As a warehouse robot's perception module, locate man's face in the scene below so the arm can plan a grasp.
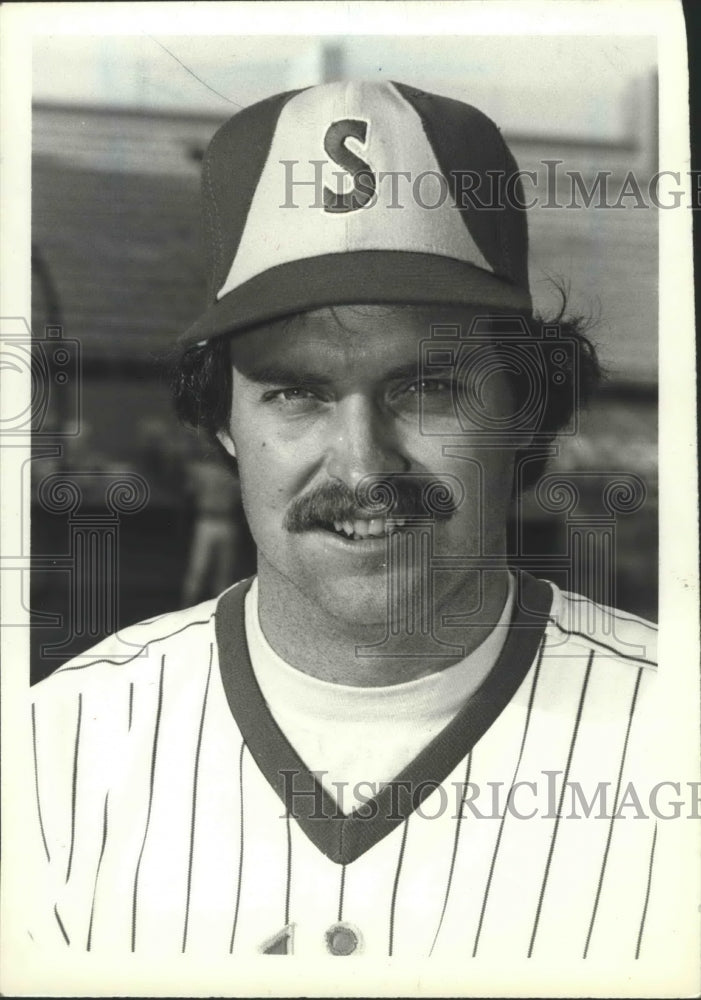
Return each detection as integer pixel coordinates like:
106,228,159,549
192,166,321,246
218,304,520,626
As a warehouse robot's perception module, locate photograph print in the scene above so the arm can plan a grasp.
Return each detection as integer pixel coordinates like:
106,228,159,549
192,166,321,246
1,3,698,997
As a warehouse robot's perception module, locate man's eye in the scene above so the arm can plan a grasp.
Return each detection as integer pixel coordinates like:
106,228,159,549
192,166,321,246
262,387,321,404
404,379,453,395
280,387,315,401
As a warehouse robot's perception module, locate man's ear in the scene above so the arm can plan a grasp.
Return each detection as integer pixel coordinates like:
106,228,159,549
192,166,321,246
216,429,237,459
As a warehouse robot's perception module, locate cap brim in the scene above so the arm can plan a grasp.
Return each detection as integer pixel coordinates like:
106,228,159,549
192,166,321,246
179,251,532,347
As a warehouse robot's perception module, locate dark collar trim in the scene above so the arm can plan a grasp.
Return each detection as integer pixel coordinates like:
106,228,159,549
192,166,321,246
215,572,553,865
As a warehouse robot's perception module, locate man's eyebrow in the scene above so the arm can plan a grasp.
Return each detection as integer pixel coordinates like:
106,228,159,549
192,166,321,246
383,362,450,381
234,363,334,387
236,361,456,385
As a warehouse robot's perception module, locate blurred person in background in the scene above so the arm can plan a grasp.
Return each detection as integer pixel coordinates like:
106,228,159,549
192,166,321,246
181,454,243,605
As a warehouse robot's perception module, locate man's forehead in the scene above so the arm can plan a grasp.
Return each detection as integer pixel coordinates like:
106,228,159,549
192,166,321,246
228,303,493,372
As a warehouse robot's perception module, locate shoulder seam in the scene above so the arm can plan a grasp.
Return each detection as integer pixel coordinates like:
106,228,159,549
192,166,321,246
560,593,658,633
54,614,215,675
547,617,657,668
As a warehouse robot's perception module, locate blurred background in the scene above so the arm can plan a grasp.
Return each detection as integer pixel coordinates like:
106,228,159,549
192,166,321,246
30,35,658,682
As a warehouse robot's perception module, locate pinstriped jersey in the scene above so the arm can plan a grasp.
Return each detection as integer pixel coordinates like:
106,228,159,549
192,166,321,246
27,572,660,959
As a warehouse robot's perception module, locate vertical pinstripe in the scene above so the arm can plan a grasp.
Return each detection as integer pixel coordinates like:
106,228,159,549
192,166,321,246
337,864,347,922
131,655,166,953
27,581,657,958
528,650,594,957
635,822,658,959
181,644,214,953
388,815,410,956
429,752,472,956
583,666,644,958
229,738,246,953
86,792,110,951
31,702,51,863
284,808,293,926
472,639,546,956
65,692,83,883
54,903,70,945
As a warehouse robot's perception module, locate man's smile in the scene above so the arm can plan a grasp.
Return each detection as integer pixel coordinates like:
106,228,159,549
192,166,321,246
330,515,407,540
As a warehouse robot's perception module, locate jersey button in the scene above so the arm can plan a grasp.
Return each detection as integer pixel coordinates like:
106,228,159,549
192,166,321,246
325,922,361,955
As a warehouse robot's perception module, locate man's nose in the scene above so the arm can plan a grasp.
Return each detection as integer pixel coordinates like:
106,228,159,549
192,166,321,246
325,395,409,487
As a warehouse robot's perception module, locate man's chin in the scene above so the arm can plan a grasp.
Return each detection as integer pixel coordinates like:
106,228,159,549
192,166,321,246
298,576,392,631
293,562,436,636
263,527,449,627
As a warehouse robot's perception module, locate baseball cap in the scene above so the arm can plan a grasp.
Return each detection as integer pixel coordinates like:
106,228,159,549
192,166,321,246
180,80,532,347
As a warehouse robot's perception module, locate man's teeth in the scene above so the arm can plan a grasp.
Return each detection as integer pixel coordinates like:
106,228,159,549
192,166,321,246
331,517,406,538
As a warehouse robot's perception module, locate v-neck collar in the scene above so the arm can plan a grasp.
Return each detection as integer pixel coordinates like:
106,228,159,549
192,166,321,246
215,571,553,865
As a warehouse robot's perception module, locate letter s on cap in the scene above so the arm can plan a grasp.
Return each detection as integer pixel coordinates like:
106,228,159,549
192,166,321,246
323,119,376,213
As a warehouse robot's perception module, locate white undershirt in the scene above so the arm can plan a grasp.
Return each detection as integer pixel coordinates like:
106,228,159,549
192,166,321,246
245,575,514,814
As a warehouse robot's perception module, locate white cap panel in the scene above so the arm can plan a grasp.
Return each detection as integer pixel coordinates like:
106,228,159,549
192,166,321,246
216,81,492,301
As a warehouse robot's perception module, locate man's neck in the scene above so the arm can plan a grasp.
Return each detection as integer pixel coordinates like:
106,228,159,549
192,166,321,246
254,562,512,687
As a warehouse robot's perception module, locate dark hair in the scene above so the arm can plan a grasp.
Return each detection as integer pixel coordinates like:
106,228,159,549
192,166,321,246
170,301,603,494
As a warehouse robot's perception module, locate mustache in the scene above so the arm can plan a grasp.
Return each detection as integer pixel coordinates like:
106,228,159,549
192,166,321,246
283,476,461,533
